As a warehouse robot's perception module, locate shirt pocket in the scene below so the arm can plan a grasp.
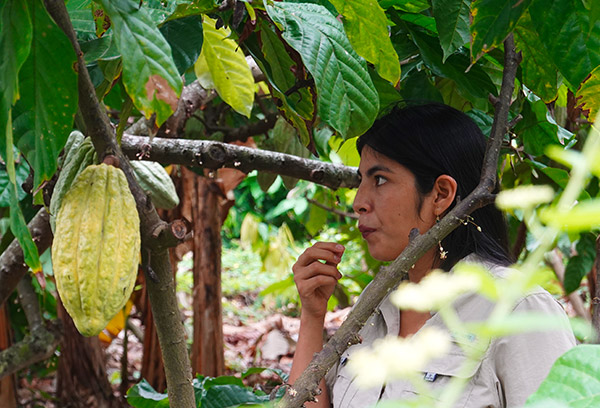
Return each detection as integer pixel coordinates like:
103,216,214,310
419,349,484,408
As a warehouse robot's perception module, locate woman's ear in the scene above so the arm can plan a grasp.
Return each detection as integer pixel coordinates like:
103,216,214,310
432,175,457,215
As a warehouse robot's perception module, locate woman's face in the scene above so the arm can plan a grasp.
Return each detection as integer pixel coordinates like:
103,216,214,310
353,146,436,262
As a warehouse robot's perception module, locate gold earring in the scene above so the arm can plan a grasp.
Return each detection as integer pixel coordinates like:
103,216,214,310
436,215,447,260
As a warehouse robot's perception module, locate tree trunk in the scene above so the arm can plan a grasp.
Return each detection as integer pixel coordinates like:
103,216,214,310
0,305,17,408
191,173,225,376
56,298,119,408
139,277,167,393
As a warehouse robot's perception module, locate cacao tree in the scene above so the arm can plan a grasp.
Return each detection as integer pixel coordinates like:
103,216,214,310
0,0,599,406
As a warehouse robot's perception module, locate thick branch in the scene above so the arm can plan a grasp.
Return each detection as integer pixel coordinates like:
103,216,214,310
121,135,359,190
277,34,520,408
0,209,52,307
0,320,62,379
44,2,194,406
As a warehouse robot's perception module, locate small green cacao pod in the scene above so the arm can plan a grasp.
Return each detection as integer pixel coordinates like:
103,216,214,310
58,130,84,168
130,160,179,209
52,164,141,337
50,137,97,233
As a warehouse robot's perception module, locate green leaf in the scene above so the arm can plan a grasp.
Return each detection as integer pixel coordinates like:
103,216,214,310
166,0,217,21
400,69,444,105
194,378,268,408
194,16,255,118
380,0,430,13
513,10,559,102
564,232,597,294
432,0,470,62
12,0,78,190
266,1,379,139
408,27,497,101
99,0,183,126
529,0,600,90
328,0,400,84
126,379,169,407
0,159,30,206
159,15,203,75
525,345,600,406
515,91,573,157
577,65,600,119
470,0,533,61
257,24,314,145
0,0,32,162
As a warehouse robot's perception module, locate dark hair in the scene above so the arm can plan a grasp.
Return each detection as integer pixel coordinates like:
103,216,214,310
356,102,512,270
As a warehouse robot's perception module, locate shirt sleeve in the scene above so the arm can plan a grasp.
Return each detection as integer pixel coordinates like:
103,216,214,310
491,291,576,407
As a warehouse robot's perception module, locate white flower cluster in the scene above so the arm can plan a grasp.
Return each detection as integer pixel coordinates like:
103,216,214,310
348,327,451,388
495,185,555,210
391,270,482,312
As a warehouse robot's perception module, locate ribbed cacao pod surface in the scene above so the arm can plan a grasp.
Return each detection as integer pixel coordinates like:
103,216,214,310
130,160,180,209
50,136,97,233
52,163,141,337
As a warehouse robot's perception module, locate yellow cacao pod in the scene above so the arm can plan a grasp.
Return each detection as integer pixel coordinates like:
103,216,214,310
52,163,141,337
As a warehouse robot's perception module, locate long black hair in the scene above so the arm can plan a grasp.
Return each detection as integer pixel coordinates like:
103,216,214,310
356,102,512,270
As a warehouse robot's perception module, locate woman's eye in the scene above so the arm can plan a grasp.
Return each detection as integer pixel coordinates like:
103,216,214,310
374,175,387,186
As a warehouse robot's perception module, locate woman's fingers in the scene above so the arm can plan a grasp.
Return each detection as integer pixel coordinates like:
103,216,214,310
295,242,345,268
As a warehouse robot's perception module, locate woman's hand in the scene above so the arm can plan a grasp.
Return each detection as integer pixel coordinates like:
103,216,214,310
293,242,345,319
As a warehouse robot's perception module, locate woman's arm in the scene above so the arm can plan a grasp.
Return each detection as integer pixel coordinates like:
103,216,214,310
289,242,345,407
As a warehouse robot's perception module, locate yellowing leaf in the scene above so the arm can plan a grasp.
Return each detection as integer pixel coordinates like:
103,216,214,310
194,17,254,117
99,299,134,344
329,0,400,85
577,66,600,119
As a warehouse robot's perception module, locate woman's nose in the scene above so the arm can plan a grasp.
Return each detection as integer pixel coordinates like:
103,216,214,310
352,186,371,214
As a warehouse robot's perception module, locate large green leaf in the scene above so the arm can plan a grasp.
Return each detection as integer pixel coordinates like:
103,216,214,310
577,65,600,119
328,0,400,85
380,0,430,13
0,1,40,274
194,16,255,118
525,345,600,406
470,0,533,61
12,0,78,190
432,0,470,62
529,0,600,90
193,376,269,408
266,1,379,139
99,0,182,126
0,0,32,163
408,27,497,101
514,10,559,102
126,379,169,407
258,23,314,145
159,15,203,75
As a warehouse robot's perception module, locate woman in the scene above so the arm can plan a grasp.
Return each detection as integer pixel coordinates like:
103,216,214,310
290,103,575,407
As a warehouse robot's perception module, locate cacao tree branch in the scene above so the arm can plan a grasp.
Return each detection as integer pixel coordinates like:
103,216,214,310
17,277,43,331
0,319,62,380
120,135,360,190
277,34,521,408
44,1,195,406
0,209,52,307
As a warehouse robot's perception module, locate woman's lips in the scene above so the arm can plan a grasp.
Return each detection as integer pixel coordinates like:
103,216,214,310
358,225,376,239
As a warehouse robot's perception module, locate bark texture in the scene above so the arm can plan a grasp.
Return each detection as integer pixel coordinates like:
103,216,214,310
0,305,17,408
56,299,119,408
121,135,359,190
191,175,225,376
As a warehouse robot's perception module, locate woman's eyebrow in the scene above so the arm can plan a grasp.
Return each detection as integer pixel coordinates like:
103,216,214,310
364,165,392,177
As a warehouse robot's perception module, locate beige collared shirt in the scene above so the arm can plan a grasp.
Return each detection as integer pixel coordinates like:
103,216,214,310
325,257,576,408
